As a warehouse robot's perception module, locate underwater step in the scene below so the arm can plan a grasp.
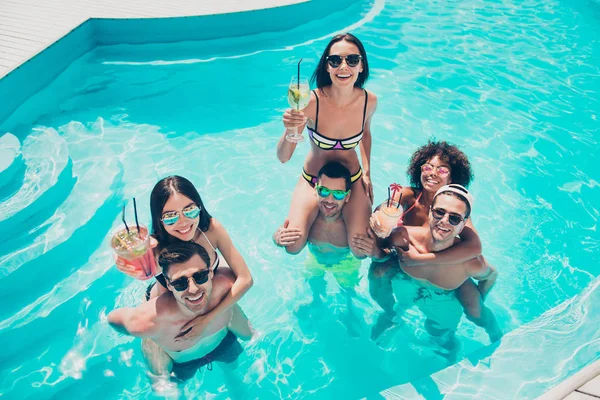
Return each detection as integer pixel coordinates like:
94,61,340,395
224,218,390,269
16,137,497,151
0,133,25,201
0,129,75,238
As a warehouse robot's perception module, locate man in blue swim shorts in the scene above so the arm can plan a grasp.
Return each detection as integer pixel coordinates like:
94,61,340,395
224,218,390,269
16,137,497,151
108,241,253,383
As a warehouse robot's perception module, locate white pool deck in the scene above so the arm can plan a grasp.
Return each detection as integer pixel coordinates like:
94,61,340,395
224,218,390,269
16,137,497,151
0,0,597,398
540,360,600,400
0,0,304,78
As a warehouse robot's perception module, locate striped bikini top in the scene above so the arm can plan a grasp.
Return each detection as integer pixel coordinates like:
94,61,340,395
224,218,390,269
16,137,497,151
307,89,368,150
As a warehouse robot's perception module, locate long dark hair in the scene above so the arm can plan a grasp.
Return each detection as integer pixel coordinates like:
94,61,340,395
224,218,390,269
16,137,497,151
150,175,212,246
407,140,474,190
311,33,370,89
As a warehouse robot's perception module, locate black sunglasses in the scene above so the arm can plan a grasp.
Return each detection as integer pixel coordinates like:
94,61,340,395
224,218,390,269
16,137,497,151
167,270,210,291
326,54,362,68
431,208,465,226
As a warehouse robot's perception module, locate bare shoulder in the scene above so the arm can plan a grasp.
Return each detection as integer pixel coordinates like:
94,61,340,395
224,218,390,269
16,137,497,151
401,186,417,202
153,293,181,323
365,89,378,114
302,89,319,122
208,217,228,238
406,225,428,242
365,89,378,104
207,273,234,311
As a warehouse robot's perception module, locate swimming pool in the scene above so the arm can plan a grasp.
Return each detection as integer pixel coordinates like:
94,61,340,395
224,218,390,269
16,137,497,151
0,0,598,398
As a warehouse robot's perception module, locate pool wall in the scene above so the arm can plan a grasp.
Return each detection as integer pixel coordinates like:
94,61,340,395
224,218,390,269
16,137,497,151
0,0,363,125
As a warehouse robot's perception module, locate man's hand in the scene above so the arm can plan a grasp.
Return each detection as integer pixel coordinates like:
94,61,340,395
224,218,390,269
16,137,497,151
396,243,425,267
175,314,209,342
273,219,302,247
362,174,374,201
352,228,384,259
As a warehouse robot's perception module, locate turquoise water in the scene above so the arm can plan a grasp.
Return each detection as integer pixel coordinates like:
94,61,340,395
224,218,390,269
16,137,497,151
0,0,599,398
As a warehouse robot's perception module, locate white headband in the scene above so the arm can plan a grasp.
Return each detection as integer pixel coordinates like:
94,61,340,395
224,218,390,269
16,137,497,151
433,184,474,210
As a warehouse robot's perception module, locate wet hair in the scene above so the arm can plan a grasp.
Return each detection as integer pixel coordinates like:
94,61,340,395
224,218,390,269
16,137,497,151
150,175,212,246
311,33,370,89
407,140,473,190
318,162,352,191
158,241,210,278
432,191,472,219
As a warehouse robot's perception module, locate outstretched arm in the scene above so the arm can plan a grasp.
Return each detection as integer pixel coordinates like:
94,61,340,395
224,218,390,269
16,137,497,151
177,220,253,341
228,304,253,341
399,219,482,266
108,303,158,338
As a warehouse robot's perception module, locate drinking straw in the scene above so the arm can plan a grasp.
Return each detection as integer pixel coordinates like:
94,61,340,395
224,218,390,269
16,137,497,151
297,58,303,110
122,205,130,234
389,183,402,207
387,186,391,208
398,192,403,209
133,197,140,234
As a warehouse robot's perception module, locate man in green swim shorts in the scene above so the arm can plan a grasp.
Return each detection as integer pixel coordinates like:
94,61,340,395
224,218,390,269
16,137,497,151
108,241,253,383
374,184,499,355
274,162,384,333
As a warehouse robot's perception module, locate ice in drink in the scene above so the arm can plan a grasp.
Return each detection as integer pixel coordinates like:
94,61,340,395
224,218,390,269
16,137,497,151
374,202,403,238
111,225,157,280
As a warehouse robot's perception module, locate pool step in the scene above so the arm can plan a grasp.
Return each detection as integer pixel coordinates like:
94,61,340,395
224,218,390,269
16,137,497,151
379,278,600,399
0,129,75,240
0,133,26,201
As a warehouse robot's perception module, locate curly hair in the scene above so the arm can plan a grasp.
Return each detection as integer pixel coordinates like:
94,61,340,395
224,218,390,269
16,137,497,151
407,140,473,190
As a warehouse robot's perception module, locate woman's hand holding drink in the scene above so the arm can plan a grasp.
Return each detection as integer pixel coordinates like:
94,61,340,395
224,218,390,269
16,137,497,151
111,225,158,280
285,75,310,143
370,201,403,238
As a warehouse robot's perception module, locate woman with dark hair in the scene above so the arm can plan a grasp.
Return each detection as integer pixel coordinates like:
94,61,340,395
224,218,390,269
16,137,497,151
276,33,377,259
117,175,253,341
369,141,501,341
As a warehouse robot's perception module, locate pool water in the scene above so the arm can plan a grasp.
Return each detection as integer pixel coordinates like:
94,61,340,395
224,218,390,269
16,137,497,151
0,0,599,398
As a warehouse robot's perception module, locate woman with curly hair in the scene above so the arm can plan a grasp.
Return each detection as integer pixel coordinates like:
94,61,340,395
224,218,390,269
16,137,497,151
369,140,501,341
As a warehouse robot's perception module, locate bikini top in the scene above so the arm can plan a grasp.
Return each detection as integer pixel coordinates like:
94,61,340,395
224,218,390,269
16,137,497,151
307,89,368,150
199,230,221,271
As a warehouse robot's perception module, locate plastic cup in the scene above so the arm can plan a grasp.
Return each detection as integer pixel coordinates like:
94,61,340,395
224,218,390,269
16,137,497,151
111,224,157,280
375,201,403,238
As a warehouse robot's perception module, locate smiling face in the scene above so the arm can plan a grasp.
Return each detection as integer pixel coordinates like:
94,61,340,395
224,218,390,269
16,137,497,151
166,254,213,314
316,175,350,219
428,194,467,245
327,40,364,87
162,192,199,241
420,155,452,193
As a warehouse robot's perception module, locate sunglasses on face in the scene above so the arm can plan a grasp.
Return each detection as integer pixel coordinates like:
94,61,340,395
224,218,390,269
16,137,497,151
316,185,349,201
421,163,450,178
167,269,210,291
431,208,465,226
326,54,362,68
161,205,201,226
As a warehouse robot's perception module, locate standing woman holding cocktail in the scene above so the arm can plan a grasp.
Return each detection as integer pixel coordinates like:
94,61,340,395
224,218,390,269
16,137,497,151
276,33,377,258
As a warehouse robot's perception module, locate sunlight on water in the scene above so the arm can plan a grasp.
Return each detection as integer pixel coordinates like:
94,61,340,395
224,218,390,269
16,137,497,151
0,0,598,398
